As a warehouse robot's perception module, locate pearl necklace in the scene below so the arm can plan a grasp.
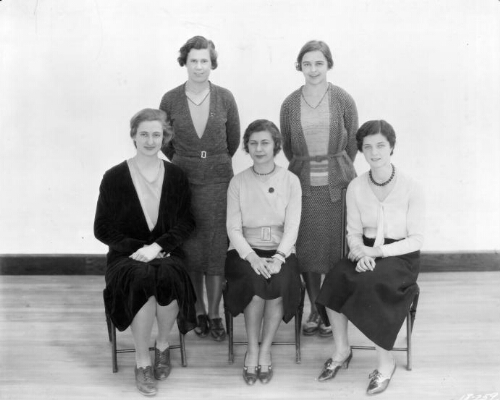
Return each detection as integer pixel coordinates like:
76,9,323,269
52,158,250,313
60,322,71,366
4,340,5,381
369,164,396,187
252,164,276,176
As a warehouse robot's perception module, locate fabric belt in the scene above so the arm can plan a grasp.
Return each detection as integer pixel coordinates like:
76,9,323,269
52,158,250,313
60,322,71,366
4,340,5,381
176,150,228,159
293,151,345,163
242,225,284,242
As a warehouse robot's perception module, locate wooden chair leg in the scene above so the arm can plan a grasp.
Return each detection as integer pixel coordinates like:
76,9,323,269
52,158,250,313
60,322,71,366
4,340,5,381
227,309,234,364
179,332,187,367
406,309,412,371
110,318,118,373
105,313,112,342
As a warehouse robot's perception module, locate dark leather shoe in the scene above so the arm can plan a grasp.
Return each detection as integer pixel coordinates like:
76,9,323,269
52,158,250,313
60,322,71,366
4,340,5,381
318,322,333,337
242,352,258,385
317,350,353,382
194,314,210,338
134,366,157,396
209,318,226,341
302,312,321,336
153,344,171,381
366,362,396,395
258,364,273,384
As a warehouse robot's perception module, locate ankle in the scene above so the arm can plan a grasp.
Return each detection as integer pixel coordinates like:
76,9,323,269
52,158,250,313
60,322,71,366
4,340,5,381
333,347,351,361
155,341,169,352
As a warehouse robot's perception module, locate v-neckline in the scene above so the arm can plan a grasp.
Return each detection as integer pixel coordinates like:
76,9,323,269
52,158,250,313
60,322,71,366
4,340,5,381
366,172,398,203
184,81,212,140
126,160,167,233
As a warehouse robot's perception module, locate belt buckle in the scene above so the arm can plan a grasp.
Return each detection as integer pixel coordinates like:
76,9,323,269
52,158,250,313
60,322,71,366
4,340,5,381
261,226,271,241
201,151,207,158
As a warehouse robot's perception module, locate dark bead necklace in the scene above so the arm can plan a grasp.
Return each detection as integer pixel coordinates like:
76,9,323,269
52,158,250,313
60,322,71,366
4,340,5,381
369,164,395,187
252,164,276,176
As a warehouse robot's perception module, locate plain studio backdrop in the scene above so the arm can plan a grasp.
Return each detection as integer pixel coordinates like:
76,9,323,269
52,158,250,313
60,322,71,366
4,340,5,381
0,0,499,255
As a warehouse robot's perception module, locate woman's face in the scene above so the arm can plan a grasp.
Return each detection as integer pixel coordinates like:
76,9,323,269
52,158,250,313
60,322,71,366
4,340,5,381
133,120,163,157
248,130,275,166
186,48,212,84
301,50,329,86
361,133,393,169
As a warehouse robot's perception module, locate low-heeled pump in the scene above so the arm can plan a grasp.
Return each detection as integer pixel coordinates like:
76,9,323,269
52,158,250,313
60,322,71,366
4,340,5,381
317,350,353,382
242,353,258,385
258,364,273,384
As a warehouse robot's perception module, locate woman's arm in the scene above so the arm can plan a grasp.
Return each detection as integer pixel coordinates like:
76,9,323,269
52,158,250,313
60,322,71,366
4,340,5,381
276,175,302,257
93,175,145,253
225,92,241,157
379,181,425,257
152,170,196,255
280,100,294,162
159,93,176,160
343,92,359,162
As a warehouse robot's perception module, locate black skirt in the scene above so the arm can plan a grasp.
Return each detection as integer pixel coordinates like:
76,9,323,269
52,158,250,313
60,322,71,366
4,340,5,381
316,238,420,350
224,249,302,323
103,256,197,333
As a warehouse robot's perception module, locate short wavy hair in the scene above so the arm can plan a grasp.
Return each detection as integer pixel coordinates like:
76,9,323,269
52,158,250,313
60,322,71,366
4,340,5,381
295,40,334,71
177,36,218,70
129,108,174,147
243,119,282,156
356,120,396,155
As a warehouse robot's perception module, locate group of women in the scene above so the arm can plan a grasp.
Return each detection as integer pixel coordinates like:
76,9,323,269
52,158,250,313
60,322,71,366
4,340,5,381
94,36,425,397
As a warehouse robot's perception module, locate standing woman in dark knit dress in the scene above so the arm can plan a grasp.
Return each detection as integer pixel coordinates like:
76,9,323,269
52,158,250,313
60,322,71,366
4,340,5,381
159,36,240,341
94,108,197,396
280,40,358,337
315,120,425,395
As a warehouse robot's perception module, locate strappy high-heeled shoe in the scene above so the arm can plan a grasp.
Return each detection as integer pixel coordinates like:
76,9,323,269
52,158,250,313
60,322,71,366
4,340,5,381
317,349,353,382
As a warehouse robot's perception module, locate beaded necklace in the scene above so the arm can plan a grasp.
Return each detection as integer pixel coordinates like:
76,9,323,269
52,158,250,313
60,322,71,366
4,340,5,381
369,164,396,187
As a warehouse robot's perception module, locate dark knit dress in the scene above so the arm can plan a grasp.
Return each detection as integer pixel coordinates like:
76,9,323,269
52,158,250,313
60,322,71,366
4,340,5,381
280,83,358,274
94,161,197,333
160,82,240,276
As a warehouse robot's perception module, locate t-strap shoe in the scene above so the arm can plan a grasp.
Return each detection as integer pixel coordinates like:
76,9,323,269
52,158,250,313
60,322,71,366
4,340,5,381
366,361,397,395
317,350,353,382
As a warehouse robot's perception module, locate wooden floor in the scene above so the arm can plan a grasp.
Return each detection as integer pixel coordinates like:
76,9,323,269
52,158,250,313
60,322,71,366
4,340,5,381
1,272,499,400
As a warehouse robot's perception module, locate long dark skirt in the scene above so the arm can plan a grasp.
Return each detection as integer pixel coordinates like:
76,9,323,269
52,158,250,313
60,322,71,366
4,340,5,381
297,186,343,274
316,241,420,350
224,249,302,323
103,256,197,333
184,182,229,276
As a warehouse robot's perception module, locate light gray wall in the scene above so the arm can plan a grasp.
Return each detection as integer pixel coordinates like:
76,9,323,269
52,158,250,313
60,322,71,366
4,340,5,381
1,0,499,254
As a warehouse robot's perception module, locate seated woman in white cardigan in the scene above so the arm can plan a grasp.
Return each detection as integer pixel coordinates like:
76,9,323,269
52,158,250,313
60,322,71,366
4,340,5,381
315,119,425,395
224,119,302,385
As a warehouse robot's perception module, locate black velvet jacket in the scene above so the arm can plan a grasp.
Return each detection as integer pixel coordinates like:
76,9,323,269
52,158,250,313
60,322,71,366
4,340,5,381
94,160,195,266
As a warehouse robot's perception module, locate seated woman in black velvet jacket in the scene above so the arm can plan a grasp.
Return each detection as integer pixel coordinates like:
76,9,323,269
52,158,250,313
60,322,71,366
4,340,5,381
94,108,197,397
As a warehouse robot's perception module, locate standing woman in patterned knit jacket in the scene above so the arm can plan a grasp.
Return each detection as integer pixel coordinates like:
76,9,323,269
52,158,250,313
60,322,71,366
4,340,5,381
159,36,240,341
280,40,358,338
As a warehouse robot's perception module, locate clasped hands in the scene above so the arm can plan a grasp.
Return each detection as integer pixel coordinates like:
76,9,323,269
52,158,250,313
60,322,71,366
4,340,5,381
246,252,283,279
129,243,163,263
348,245,382,273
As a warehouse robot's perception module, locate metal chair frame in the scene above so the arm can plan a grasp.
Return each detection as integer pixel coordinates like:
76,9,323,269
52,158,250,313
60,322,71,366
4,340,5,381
105,312,187,373
340,188,420,371
223,282,306,364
